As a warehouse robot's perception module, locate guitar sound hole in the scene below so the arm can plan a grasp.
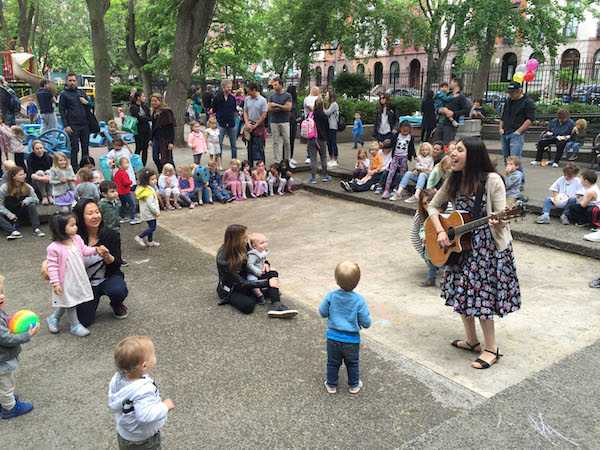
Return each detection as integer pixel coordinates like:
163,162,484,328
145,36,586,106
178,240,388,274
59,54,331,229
447,228,456,240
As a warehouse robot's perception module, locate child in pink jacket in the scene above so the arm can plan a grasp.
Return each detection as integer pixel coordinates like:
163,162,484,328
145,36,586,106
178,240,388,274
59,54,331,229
187,121,207,165
46,213,107,337
222,159,243,200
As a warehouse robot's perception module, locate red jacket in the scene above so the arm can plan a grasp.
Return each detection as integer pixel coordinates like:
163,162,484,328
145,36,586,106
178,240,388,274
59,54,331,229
114,169,132,195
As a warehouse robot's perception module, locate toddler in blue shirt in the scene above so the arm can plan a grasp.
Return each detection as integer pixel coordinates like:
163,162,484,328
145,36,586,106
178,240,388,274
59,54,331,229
319,260,371,394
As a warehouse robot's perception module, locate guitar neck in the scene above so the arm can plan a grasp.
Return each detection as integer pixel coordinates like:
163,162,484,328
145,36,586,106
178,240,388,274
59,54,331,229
453,213,498,236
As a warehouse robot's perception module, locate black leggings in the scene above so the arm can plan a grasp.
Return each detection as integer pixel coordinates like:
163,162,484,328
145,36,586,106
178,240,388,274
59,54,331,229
229,270,280,315
135,127,152,166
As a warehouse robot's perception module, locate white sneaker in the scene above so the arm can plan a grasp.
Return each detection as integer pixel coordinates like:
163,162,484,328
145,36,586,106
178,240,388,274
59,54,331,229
304,158,311,164
329,160,338,167
584,230,600,242
290,158,297,165
289,161,296,169
552,163,559,168
326,160,334,166
530,161,541,166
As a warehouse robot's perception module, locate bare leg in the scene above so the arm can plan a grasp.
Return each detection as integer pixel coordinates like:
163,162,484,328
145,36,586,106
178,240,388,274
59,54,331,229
472,318,498,368
450,315,482,351
164,193,171,208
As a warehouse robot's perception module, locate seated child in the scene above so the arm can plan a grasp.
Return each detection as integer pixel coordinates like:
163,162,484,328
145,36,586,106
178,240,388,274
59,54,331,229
566,119,587,161
382,121,415,199
246,233,270,305
353,149,370,179
208,160,233,204
74,167,100,203
78,156,104,186
109,336,174,449
98,180,121,233
356,143,382,185
564,170,600,227
239,160,256,199
26,140,53,204
278,159,294,193
505,156,523,207
1,160,16,185
158,163,182,210
0,275,40,419
177,164,200,208
223,159,243,200
267,163,285,196
392,142,434,203
193,165,214,205
114,157,141,223
469,99,486,119
252,160,269,197
417,190,443,287
319,261,371,394
536,162,584,225
426,154,452,192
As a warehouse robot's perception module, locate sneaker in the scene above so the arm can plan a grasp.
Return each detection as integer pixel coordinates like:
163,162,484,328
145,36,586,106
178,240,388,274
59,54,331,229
324,381,337,394
375,187,382,195
451,120,459,128
589,278,600,288
256,295,266,305
575,222,590,228
112,304,129,319
560,214,570,225
119,218,130,223
552,163,559,168
278,191,284,196
401,190,410,198
304,158,311,164
381,190,390,199
227,196,235,203
70,324,90,337
329,160,338,167
220,198,227,204
121,260,129,267
47,316,59,334
535,215,551,224
322,175,332,182
405,195,419,204
309,178,317,184
349,380,364,394
290,158,297,165
389,192,399,201
340,180,351,192
530,161,541,166
584,230,600,242
33,229,45,237
289,160,297,169
267,301,298,319
7,231,22,240
269,192,275,196
1,401,34,420
326,160,334,167
174,204,182,210
129,218,142,225
568,154,578,161
189,202,197,208
147,241,160,247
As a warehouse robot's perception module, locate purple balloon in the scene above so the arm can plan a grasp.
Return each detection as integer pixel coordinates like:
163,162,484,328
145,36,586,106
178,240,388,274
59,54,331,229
526,59,538,71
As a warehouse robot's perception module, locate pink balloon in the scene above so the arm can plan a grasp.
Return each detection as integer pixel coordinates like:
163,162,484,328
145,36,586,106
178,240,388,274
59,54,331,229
523,70,535,82
526,59,538,71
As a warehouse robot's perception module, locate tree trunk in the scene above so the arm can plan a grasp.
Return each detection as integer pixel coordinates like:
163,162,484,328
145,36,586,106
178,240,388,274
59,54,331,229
126,0,158,99
17,0,36,48
471,29,496,100
0,0,11,45
425,52,442,92
141,69,153,99
86,0,113,122
29,0,40,50
166,0,217,147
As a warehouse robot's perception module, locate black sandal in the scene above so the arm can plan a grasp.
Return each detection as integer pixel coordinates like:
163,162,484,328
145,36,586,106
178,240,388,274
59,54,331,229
473,348,502,369
451,340,481,353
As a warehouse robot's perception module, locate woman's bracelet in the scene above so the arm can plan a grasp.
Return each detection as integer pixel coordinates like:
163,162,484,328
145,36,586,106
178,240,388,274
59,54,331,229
437,230,446,235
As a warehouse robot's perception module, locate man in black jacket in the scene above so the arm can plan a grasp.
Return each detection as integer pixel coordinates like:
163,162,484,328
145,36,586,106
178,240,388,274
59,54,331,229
434,77,470,145
58,73,91,170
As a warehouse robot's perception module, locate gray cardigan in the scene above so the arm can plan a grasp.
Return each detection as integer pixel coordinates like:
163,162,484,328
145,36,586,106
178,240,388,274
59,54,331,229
74,182,100,203
50,168,76,197
0,182,39,217
0,309,31,362
324,102,339,130
427,172,512,252
247,248,269,277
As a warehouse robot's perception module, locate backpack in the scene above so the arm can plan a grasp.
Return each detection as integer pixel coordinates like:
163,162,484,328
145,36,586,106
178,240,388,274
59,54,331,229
337,112,347,132
300,112,317,139
1,85,21,113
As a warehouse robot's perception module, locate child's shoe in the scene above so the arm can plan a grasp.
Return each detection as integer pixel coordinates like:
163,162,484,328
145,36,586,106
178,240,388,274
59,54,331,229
374,187,382,194
1,400,34,420
174,204,182,210
227,196,235,203
322,175,332,182
256,294,266,305
286,188,294,194
209,200,215,204
220,198,227,204
389,192,399,201
324,381,337,394
278,191,284,196
381,190,390,199
560,214,570,225
70,324,90,337
405,195,419,204
47,316,60,334
134,236,146,247
451,120,459,128
119,217,130,223
189,202,197,209
147,241,160,247
166,204,175,210
309,178,317,184
349,380,363,394
535,214,550,224
129,218,141,225
269,192,275,196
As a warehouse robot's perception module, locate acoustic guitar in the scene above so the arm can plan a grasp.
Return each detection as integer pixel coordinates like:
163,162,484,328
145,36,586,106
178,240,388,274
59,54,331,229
424,202,526,267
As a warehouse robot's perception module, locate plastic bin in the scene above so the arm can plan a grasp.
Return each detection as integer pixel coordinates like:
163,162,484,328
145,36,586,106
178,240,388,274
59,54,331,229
99,155,112,181
130,154,143,173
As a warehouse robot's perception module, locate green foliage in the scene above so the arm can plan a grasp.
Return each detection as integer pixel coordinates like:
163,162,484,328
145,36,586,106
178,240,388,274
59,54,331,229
390,97,421,116
336,98,356,123
352,100,377,124
332,72,372,100
487,82,510,92
535,102,600,115
556,67,587,86
482,104,499,118
111,84,140,103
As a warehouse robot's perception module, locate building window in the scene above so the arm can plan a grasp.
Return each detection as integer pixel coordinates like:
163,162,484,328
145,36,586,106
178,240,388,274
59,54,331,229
315,67,322,86
501,53,518,82
390,62,400,84
594,50,600,79
374,62,383,86
357,64,365,75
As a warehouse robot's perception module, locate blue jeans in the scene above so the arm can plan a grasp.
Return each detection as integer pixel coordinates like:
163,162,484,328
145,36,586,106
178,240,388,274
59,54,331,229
376,131,394,143
212,187,231,201
353,134,364,148
563,197,578,218
248,126,265,167
501,133,525,185
565,141,581,154
77,274,128,327
542,197,554,215
326,339,360,388
218,124,238,159
139,219,156,242
427,260,440,282
400,171,428,190
119,193,136,219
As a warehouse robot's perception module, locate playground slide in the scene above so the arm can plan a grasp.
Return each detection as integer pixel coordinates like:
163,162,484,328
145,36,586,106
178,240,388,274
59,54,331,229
11,52,57,115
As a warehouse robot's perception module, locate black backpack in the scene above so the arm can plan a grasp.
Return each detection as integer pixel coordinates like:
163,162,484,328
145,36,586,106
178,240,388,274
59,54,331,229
1,85,21,113
337,112,347,132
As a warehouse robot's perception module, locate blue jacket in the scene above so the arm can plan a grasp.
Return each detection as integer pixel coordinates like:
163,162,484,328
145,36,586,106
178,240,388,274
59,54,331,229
209,171,223,190
353,119,363,135
212,93,237,128
58,86,89,127
546,118,576,138
319,290,371,343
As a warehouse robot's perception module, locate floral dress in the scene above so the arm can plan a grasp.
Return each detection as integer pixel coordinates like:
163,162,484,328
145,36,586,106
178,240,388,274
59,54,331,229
441,193,521,319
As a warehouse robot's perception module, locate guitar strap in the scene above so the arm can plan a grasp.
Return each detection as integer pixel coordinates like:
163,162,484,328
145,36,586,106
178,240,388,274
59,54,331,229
472,175,488,220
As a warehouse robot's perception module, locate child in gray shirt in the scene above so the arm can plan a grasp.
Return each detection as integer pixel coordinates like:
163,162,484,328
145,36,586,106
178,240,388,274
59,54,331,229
74,167,100,203
247,233,270,305
505,156,523,206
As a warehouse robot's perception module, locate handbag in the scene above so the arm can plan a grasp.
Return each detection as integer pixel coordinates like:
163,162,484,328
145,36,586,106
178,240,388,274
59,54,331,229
122,115,138,134
86,105,100,133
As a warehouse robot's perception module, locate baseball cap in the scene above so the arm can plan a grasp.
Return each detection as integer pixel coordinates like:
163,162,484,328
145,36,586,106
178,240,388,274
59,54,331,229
507,81,521,93
382,139,393,149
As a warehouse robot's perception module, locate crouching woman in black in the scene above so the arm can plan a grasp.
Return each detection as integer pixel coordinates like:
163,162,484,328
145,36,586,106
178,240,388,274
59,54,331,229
216,224,298,319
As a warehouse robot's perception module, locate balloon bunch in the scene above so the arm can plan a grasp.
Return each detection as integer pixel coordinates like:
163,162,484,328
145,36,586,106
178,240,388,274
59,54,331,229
513,59,538,83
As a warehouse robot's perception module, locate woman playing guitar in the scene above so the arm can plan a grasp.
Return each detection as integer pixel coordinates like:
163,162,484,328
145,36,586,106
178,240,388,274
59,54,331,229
427,137,521,369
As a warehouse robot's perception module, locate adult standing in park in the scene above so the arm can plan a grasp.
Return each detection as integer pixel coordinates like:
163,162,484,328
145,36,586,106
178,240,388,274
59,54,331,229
42,198,129,326
0,75,17,126
0,166,45,239
427,137,521,370
267,77,293,162
302,86,321,164
36,79,59,136
130,92,152,166
201,84,214,124
420,90,436,143
58,73,91,171
191,87,202,122
213,80,238,161
216,224,298,318
373,93,398,143
150,93,175,171
243,82,268,167
499,81,535,185
434,77,470,146
287,85,300,168
324,90,340,167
